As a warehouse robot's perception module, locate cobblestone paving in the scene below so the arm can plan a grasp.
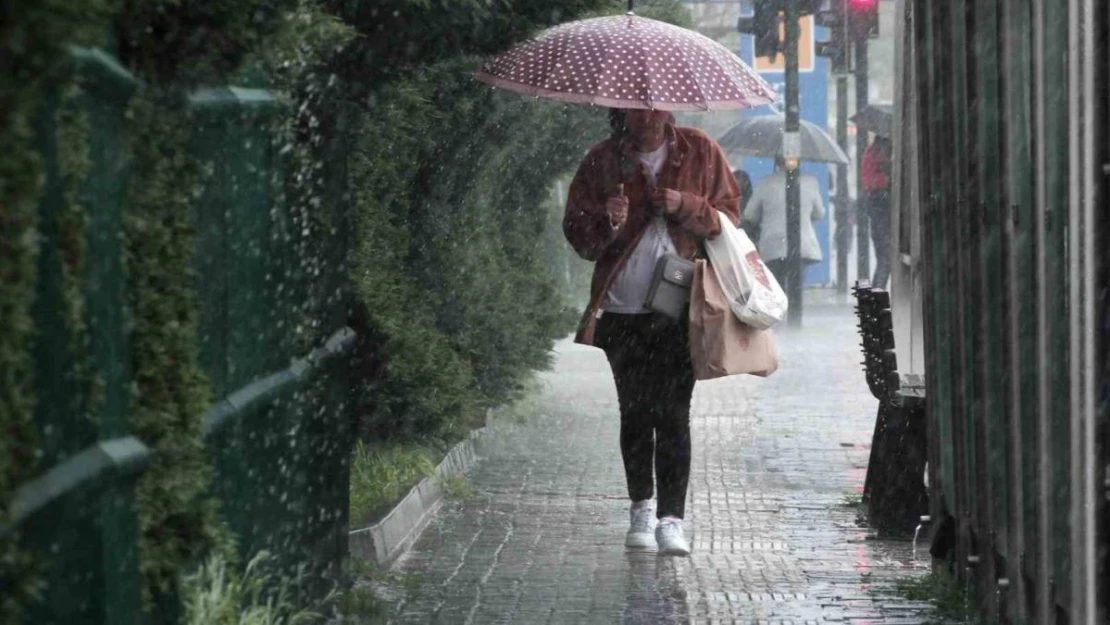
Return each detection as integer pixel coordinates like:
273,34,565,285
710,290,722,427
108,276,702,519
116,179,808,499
378,304,934,624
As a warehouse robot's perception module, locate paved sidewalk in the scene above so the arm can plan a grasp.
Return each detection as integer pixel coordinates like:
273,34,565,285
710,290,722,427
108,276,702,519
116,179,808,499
376,304,933,624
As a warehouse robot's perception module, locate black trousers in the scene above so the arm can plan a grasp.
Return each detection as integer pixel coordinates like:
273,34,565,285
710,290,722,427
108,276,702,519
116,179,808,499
595,312,696,519
865,189,892,289
765,258,817,290
765,259,788,289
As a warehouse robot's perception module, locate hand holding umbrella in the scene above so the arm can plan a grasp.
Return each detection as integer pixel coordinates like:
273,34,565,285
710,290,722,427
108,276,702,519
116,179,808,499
607,184,629,231
653,188,683,215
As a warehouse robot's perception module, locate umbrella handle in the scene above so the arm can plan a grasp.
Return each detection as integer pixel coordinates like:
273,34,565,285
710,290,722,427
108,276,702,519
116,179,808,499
617,183,625,197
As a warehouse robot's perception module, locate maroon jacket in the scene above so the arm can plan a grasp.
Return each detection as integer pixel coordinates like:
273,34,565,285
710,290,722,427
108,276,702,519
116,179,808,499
563,124,741,345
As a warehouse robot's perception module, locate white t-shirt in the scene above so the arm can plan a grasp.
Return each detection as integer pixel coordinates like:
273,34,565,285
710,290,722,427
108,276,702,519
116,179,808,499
603,144,675,314
638,143,668,181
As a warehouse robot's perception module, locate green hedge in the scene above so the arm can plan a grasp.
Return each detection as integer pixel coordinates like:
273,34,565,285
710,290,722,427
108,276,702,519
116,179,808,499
1,3,118,618
1,0,319,615
1,0,690,618
340,1,689,443
122,92,229,602
345,59,606,441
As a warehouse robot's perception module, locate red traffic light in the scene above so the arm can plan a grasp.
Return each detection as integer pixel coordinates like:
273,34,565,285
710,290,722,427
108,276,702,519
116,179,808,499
847,0,879,39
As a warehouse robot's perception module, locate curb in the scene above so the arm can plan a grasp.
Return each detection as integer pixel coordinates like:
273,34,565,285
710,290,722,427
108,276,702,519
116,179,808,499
348,425,490,568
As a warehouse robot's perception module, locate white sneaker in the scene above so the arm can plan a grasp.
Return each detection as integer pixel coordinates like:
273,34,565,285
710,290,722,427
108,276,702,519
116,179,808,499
625,500,657,549
655,517,690,556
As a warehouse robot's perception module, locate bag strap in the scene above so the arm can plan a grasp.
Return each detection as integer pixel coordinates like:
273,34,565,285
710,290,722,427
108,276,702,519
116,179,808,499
651,213,675,255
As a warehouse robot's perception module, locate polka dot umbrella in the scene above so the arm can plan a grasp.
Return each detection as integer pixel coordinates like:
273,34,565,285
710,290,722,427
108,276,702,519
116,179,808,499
474,13,778,111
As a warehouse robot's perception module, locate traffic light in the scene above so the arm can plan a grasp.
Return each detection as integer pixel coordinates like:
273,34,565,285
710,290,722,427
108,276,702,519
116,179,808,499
847,0,879,39
815,0,849,73
738,1,842,63
797,0,826,13
737,0,783,61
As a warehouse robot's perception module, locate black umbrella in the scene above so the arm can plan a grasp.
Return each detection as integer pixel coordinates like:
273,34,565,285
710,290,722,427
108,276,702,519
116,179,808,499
851,104,893,137
718,114,849,164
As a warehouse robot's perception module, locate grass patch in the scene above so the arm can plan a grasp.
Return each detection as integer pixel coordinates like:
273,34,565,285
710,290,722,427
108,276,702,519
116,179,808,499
344,557,419,590
181,552,325,625
335,586,387,625
371,571,422,592
349,441,437,523
894,571,976,623
344,556,377,580
439,475,485,502
341,557,422,616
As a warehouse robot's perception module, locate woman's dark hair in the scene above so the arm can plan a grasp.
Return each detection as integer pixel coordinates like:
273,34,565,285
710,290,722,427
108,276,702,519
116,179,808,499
609,108,627,140
608,108,677,141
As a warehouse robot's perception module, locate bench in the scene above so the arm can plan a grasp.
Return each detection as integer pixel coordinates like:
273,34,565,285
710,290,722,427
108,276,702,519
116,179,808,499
852,282,929,538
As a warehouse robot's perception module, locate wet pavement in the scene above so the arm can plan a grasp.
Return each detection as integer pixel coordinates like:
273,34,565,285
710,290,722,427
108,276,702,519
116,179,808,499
373,303,934,624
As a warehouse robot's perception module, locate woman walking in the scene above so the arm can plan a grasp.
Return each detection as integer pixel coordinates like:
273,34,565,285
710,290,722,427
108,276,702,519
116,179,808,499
563,109,740,555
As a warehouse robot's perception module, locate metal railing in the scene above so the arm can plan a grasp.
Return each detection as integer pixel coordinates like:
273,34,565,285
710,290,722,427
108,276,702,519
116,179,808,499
4,45,357,624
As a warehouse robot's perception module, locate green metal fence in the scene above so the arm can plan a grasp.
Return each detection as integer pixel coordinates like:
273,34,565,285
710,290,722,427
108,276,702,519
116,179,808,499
2,45,356,624
903,0,1106,622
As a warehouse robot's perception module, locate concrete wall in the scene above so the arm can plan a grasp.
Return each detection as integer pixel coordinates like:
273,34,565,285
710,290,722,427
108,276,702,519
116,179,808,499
889,0,925,374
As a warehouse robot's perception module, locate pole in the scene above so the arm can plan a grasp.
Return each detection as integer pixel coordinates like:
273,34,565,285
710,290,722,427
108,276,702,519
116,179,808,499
784,0,803,327
836,74,850,295
854,34,870,284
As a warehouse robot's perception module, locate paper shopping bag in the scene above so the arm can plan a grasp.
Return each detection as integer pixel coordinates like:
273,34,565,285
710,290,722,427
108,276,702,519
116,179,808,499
688,259,779,381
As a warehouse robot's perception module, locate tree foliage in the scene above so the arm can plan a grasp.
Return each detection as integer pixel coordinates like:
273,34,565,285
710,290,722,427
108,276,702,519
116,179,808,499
332,0,689,442
344,59,607,440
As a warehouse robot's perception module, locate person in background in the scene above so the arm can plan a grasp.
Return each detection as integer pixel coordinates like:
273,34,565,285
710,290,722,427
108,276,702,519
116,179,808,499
861,134,892,288
742,156,826,288
563,108,740,556
732,169,758,242
732,169,753,212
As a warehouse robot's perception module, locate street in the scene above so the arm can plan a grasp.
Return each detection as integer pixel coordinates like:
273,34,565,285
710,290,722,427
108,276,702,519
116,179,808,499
376,303,934,624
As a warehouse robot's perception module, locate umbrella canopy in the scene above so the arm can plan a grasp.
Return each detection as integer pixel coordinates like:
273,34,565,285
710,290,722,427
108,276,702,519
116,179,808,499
474,14,777,111
850,104,893,137
718,115,850,164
